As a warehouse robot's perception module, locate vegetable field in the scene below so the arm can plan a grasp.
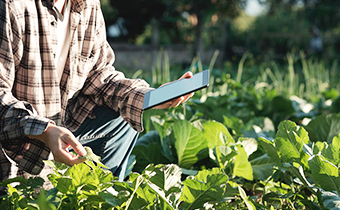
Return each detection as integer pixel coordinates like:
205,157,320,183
1,54,340,209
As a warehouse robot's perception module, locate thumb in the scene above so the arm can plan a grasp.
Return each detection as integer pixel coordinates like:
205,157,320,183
179,71,193,79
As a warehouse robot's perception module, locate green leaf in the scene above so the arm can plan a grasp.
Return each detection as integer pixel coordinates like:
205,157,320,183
124,155,136,179
78,146,101,163
309,155,340,194
64,162,95,190
35,190,55,210
47,174,60,187
45,188,62,209
99,191,121,206
151,116,173,159
321,191,340,210
143,164,182,209
313,141,325,155
56,177,74,194
130,183,155,209
267,96,295,118
151,116,172,140
321,134,340,166
43,160,58,169
223,115,243,135
180,168,229,209
244,117,276,140
233,144,253,181
181,168,199,176
250,154,276,181
5,185,28,209
43,160,69,171
203,121,234,149
26,177,44,189
111,181,135,205
125,174,147,210
212,145,237,169
275,121,309,167
132,143,171,173
85,161,113,186
258,137,281,166
287,165,312,187
145,180,178,209
0,177,27,187
173,120,208,168
135,130,160,148
238,137,258,157
305,114,340,143
238,185,255,210
224,181,239,198
133,130,173,173
144,164,182,196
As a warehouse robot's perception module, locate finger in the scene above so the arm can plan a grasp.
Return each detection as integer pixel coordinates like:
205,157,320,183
182,92,194,103
61,140,86,165
179,71,193,80
63,135,87,157
54,149,86,166
52,140,85,165
171,96,184,107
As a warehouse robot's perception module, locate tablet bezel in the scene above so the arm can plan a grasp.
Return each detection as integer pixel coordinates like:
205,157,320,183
142,69,210,110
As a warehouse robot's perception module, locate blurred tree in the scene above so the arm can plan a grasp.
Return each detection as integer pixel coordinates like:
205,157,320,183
108,0,166,43
246,8,310,59
105,0,246,59
254,0,340,60
171,0,246,60
258,0,340,30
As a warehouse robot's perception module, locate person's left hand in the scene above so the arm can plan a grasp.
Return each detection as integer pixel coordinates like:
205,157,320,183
153,71,195,109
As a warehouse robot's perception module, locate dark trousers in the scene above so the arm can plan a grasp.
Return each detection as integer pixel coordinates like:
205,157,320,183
73,106,139,181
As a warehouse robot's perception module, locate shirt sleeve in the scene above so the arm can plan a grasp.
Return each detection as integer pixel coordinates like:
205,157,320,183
0,1,52,141
73,1,153,132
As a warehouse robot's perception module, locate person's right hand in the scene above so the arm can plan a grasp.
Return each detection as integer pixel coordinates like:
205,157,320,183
27,123,87,166
153,71,194,109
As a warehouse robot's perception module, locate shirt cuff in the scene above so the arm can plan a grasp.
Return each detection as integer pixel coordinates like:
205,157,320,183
123,87,154,132
23,115,54,136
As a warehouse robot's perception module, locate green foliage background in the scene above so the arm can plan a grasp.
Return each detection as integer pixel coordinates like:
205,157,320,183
2,0,340,209
101,0,340,63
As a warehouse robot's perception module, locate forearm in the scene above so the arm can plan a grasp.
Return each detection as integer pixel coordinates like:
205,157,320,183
79,65,152,131
78,22,152,131
0,90,53,140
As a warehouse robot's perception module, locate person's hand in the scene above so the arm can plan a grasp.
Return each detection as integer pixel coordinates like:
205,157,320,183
27,123,87,166
153,71,195,109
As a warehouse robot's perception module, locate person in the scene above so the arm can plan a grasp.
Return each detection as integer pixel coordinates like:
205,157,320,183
0,0,193,190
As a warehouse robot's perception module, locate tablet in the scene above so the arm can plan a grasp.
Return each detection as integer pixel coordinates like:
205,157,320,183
143,69,210,110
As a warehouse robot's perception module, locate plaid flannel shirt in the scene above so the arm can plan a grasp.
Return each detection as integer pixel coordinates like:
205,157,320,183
0,0,152,184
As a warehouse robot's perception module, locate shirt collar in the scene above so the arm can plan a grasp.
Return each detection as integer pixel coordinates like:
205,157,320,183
53,0,67,21
43,0,84,16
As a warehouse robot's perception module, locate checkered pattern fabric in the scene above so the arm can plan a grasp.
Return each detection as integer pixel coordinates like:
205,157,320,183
0,0,152,184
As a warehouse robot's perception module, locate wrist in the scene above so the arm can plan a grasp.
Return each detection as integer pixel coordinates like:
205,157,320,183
26,122,54,143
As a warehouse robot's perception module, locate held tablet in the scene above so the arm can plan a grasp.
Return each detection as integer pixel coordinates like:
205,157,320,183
143,69,210,110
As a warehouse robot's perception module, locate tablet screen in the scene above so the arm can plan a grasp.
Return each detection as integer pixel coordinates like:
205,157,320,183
143,69,209,110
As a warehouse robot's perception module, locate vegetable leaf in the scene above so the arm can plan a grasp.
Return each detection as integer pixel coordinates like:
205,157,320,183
321,191,340,210
173,120,208,168
309,155,340,194
78,146,101,163
180,168,229,209
233,144,253,181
